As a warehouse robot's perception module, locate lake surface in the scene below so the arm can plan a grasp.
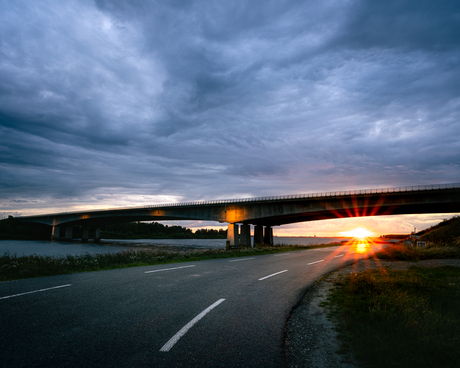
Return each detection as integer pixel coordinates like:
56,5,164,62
0,237,350,257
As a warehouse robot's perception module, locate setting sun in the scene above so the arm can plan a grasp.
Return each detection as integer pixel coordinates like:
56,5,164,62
341,227,374,239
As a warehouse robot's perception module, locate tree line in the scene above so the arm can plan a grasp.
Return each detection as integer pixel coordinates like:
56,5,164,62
100,222,227,239
0,219,227,240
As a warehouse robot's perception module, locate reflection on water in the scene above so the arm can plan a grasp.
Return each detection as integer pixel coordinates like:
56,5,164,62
107,238,225,250
274,237,349,246
0,237,350,257
356,242,368,253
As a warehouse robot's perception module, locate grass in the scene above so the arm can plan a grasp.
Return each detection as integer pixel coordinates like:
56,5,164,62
375,244,460,261
0,243,341,281
327,266,460,368
420,216,460,245
324,244,460,368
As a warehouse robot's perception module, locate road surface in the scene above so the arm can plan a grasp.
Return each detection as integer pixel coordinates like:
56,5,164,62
0,243,387,367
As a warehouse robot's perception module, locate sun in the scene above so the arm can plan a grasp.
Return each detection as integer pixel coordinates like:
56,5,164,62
341,227,374,239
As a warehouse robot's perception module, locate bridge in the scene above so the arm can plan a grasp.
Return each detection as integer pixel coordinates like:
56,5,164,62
13,183,460,248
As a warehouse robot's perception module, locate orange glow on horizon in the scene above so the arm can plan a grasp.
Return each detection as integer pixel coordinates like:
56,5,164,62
340,227,374,239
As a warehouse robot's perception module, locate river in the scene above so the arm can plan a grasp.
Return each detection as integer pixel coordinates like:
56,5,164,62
0,237,350,257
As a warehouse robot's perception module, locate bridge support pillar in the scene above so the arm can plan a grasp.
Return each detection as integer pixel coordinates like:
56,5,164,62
240,224,251,248
264,226,273,246
253,225,263,247
51,226,60,240
65,226,73,240
226,224,239,249
94,228,101,243
82,227,89,243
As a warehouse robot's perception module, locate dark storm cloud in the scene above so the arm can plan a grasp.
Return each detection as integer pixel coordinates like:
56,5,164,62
1,0,460,216
334,0,460,52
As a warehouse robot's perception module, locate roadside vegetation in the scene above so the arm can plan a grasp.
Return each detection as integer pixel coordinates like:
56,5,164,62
0,243,342,282
327,266,460,368
419,215,460,246
325,215,460,368
376,243,460,260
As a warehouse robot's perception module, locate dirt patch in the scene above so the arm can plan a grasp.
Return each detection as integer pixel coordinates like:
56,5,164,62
284,258,460,368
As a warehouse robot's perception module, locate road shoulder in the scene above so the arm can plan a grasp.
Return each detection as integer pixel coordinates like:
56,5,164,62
284,274,359,368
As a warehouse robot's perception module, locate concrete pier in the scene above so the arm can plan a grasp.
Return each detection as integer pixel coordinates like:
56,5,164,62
226,223,239,249
264,226,273,246
82,227,89,243
51,226,60,240
253,225,263,247
240,224,251,248
65,226,73,240
95,228,101,243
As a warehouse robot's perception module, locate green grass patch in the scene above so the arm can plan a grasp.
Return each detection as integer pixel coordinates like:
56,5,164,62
0,243,340,281
420,215,460,246
327,266,460,368
375,244,460,261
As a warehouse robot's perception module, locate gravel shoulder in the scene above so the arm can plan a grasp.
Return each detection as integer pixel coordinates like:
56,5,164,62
284,258,460,368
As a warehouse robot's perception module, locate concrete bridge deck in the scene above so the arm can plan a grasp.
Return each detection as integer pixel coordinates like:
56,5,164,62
13,183,460,247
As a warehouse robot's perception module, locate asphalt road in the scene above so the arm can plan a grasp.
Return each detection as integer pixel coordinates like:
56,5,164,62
0,243,387,367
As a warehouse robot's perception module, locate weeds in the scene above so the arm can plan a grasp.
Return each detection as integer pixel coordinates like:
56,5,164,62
375,244,460,261
328,267,460,368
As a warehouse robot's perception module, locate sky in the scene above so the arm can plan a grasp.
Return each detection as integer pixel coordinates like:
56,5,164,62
1,0,459,236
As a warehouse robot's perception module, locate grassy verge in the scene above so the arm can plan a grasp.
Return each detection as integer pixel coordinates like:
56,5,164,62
325,246,460,368
0,243,341,281
375,244,460,261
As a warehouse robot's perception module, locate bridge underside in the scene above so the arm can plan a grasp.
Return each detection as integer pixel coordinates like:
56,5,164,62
248,201,460,226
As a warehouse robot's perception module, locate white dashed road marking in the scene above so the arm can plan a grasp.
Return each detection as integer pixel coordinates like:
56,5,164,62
160,298,226,352
145,265,195,274
258,270,288,281
307,260,324,265
0,284,72,300
229,258,255,262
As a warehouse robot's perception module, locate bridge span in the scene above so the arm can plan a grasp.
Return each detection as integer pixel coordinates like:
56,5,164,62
13,183,460,248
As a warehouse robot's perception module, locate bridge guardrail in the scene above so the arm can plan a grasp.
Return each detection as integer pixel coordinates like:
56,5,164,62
136,183,460,208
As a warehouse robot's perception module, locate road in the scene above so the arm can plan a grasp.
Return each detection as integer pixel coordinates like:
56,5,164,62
0,243,387,367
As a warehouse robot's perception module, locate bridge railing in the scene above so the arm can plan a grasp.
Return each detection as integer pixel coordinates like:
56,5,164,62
139,183,460,208
16,183,460,218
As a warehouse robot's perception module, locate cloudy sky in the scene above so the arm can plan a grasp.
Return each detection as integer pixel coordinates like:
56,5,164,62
1,0,459,236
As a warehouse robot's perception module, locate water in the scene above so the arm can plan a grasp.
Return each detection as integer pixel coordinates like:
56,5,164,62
274,237,350,246
0,237,350,257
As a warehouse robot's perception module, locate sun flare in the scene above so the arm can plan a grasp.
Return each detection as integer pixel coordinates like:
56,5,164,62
341,227,374,239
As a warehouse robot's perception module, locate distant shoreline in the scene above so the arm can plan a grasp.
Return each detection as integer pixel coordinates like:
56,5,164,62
274,236,351,238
